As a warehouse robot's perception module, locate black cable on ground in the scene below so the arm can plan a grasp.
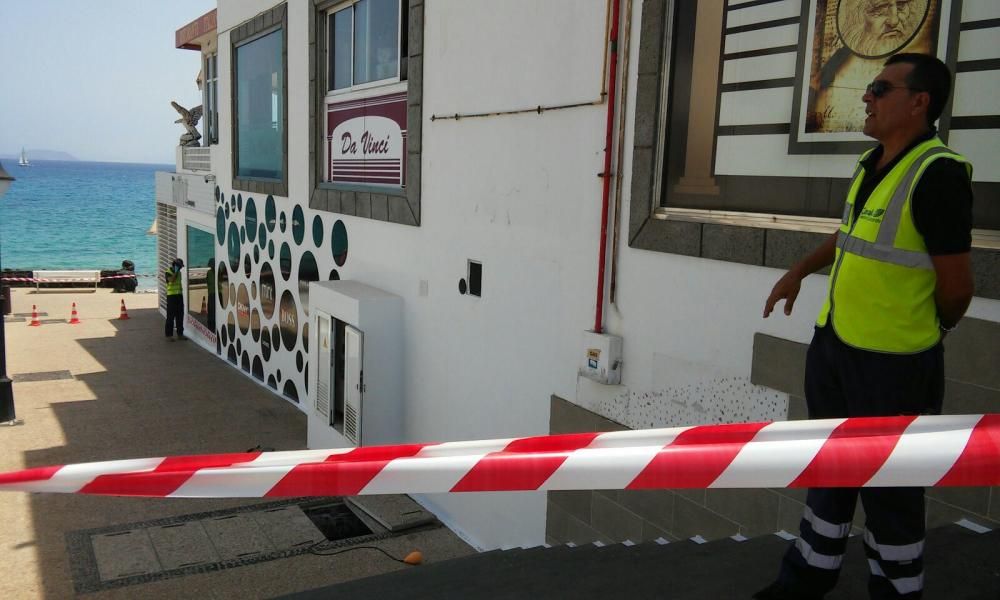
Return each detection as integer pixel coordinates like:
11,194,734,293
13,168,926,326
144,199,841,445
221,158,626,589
308,542,408,564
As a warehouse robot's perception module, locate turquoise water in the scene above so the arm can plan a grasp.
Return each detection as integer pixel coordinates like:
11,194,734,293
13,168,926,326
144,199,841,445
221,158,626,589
0,159,165,288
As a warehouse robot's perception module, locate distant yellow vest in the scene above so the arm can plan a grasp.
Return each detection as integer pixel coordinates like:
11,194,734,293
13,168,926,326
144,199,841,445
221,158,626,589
816,138,972,354
165,269,183,296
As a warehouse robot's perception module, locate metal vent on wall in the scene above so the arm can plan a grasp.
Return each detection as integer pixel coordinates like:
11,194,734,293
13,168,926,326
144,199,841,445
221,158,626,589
344,404,358,444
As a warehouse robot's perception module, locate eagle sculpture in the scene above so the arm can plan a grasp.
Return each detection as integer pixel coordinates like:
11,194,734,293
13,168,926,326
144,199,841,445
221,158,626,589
171,101,204,147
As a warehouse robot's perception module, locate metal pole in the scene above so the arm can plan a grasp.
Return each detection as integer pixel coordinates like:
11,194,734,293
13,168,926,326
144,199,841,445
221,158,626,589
0,161,16,423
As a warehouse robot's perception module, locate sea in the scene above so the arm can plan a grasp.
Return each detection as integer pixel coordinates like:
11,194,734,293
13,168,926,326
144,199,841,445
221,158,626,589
0,159,167,290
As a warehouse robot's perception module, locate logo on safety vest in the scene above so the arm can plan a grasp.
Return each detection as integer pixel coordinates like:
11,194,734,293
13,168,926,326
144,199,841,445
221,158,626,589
859,207,885,223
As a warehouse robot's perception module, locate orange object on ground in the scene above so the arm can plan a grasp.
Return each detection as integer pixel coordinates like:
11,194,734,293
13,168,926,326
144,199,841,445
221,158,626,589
68,302,81,325
28,305,41,327
118,299,130,320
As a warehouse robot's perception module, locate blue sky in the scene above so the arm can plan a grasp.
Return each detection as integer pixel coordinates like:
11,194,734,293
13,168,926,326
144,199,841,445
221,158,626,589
0,0,216,164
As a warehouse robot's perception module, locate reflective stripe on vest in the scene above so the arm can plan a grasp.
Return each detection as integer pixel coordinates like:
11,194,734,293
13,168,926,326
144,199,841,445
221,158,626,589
166,270,182,296
816,139,972,354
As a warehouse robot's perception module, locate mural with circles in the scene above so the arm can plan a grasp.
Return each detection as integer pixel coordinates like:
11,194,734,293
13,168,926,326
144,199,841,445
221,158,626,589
214,187,349,405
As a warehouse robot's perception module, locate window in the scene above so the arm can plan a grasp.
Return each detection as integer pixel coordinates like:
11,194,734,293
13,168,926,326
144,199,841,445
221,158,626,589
186,226,216,332
328,0,404,93
231,4,287,196
204,53,219,145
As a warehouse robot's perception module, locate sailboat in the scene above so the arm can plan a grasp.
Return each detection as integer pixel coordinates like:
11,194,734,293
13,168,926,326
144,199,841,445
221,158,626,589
18,148,30,167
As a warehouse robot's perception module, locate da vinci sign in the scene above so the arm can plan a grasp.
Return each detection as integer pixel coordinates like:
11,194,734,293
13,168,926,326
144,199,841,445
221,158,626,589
327,91,407,186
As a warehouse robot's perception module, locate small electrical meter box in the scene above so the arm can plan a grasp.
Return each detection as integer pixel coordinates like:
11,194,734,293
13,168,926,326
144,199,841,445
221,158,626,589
579,331,623,385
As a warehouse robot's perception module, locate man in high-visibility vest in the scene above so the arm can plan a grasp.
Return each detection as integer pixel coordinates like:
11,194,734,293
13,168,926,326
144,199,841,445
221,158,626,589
165,258,186,340
757,53,974,599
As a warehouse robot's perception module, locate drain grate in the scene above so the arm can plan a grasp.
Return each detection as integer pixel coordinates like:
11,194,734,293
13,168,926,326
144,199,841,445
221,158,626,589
65,498,406,594
12,370,74,383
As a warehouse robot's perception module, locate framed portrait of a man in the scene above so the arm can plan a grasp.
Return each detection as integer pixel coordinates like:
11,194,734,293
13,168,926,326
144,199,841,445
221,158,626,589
788,0,962,154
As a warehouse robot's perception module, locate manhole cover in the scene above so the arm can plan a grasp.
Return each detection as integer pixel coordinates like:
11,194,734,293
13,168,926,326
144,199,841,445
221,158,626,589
302,501,373,542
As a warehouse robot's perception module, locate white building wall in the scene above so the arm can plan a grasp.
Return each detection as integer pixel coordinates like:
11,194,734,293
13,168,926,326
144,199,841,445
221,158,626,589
209,0,1000,550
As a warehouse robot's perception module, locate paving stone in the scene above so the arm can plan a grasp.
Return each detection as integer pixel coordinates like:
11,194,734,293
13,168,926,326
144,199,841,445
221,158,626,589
250,505,325,548
346,495,435,532
201,514,276,561
91,529,161,581
147,521,220,570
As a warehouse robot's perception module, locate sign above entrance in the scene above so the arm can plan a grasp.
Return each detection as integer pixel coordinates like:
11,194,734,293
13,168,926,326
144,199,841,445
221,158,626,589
327,92,407,187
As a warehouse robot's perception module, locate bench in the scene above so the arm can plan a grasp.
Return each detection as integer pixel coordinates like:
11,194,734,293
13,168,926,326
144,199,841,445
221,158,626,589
32,270,101,292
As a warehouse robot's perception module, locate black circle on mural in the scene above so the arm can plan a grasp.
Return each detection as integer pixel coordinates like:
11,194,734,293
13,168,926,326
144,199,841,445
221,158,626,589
243,254,252,278
240,227,246,245
220,321,229,345
259,263,276,319
283,381,299,403
296,350,303,372
459,279,467,294
265,196,276,232
253,245,260,264
267,375,277,390
237,193,243,212
227,222,240,272
225,203,231,218
252,356,264,381
302,322,309,353
279,212,287,233
227,345,238,365
331,220,348,266
218,263,230,309
241,351,250,373
261,327,272,361
258,224,267,249
251,281,257,300
216,207,226,245
298,251,319,317
216,337,222,356
276,369,282,382
237,284,250,334
304,365,308,395
278,290,298,351
312,215,324,247
279,243,293,281
237,339,242,356
292,205,305,245
329,269,340,281
215,185,221,201
268,240,275,260
251,308,261,342
227,312,236,340
272,324,281,351
245,198,257,242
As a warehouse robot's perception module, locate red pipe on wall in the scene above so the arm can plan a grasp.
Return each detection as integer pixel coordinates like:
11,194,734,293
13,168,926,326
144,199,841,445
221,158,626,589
594,0,622,334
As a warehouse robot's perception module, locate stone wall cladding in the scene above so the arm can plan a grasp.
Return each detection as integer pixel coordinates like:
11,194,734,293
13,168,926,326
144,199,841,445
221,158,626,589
309,0,422,226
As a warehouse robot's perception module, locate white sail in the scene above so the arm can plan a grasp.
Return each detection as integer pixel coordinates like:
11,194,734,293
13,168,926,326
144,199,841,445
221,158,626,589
18,148,30,167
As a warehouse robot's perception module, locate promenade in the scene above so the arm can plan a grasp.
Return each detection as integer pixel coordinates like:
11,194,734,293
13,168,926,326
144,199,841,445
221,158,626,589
0,288,471,599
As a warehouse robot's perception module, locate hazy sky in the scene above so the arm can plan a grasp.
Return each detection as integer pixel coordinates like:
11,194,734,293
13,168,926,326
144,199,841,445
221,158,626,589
0,0,217,165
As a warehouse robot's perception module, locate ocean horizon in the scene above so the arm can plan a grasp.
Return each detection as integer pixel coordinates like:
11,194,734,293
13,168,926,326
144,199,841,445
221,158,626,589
0,159,168,288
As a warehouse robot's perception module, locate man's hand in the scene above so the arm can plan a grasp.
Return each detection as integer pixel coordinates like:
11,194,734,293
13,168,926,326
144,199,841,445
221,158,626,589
763,269,803,318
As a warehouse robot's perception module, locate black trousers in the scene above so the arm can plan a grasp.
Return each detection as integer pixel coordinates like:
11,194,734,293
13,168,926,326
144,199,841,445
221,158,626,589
776,325,943,599
165,294,185,337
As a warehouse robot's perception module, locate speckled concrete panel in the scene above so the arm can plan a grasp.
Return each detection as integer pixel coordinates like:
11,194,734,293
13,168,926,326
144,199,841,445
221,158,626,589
248,506,325,550
147,522,220,570
91,529,161,581
201,514,277,561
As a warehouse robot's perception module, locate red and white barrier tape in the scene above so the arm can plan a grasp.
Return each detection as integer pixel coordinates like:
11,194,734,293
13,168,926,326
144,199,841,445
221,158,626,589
0,415,996,498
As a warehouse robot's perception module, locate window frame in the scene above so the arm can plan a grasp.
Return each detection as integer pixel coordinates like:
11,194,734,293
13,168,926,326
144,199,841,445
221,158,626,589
629,0,1000,295
309,0,423,227
203,52,219,146
326,0,404,96
230,4,288,197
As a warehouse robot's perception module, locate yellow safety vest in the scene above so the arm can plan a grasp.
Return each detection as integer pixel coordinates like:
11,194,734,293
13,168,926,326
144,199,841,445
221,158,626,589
816,138,972,354
165,268,183,296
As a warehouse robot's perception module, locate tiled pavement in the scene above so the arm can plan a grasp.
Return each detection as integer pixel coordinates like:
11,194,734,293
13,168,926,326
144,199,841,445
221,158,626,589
0,288,473,599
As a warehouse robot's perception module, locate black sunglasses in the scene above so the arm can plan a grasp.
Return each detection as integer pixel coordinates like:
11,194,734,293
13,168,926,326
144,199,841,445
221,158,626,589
866,80,923,98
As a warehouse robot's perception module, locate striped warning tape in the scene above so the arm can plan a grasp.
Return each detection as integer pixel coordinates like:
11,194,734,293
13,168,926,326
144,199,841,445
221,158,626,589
0,415,995,498
1,274,153,283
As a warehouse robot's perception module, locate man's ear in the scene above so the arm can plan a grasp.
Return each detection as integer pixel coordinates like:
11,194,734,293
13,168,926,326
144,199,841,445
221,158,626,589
912,90,931,118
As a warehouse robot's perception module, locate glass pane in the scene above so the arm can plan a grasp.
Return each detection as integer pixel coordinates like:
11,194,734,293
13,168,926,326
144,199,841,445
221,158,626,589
354,0,398,85
330,9,352,91
236,29,283,180
186,226,216,331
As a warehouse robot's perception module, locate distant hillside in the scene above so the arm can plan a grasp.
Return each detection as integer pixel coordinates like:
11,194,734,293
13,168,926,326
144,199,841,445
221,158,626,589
0,149,79,161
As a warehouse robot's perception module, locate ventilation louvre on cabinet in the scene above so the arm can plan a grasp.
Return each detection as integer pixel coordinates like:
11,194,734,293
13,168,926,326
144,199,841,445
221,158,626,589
345,404,359,444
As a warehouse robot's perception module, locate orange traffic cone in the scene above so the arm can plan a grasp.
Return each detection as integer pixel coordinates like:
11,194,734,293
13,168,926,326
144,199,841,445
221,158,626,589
118,299,131,320
28,305,41,327
68,302,81,325
200,296,208,315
